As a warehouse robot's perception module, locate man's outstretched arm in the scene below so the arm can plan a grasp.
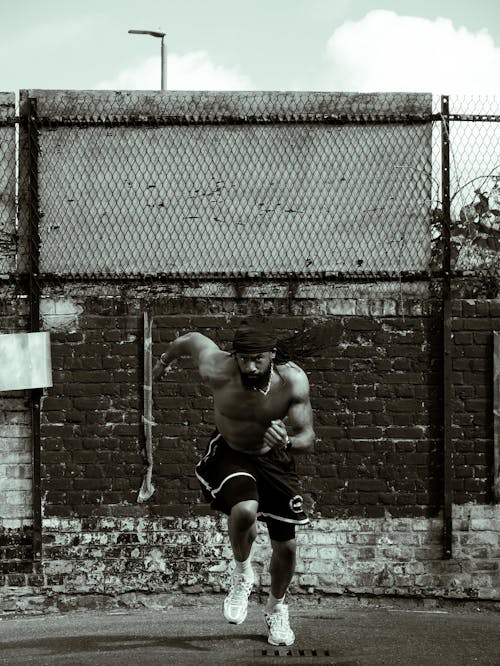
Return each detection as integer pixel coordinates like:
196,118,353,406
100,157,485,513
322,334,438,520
152,332,221,381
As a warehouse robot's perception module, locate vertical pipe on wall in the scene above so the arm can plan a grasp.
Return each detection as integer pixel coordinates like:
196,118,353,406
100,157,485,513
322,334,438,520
27,97,42,563
441,95,453,558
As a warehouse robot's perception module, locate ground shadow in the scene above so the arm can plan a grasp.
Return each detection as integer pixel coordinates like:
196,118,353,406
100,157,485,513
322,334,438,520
1,632,265,656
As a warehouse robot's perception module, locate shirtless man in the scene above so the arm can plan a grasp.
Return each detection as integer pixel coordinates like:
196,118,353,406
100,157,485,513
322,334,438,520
153,321,315,646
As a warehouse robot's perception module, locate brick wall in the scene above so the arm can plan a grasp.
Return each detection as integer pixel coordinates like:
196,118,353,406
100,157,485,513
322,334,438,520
2,504,499,613
0,393,34,584
451,298,499,503
3,282,499,610
0,395,32,522
1,280,499,605
38,286,443,520
0,295,34,584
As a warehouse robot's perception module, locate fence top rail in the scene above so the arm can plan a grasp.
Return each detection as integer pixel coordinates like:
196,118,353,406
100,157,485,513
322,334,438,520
27,113,438,128
17,91,500,125
19,89,432,120
447,113,500,122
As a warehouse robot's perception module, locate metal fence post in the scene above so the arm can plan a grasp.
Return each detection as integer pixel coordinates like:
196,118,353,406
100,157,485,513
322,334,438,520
441,95,453,559
27,97,43,564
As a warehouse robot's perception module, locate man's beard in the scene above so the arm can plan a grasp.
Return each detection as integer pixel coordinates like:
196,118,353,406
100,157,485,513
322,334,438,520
240,364,273,392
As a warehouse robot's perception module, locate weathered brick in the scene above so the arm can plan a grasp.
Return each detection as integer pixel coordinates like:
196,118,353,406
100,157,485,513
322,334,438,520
2,248,500,601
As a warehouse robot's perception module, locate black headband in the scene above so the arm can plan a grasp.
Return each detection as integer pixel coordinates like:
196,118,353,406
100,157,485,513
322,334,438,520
232,325,277,354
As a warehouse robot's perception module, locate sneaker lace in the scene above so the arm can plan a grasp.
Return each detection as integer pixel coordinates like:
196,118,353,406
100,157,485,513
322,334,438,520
228,576,252,602
268,608,290,633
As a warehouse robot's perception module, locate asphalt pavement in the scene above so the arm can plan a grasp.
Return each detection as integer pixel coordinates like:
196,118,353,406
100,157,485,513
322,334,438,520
0,596,499,665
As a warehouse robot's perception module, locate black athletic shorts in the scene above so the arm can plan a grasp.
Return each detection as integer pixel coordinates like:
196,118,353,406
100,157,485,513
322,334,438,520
195,430,309,541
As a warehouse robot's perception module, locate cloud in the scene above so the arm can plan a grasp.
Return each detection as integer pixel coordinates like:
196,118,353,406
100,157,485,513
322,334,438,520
321,10,500,94
96,50,253,91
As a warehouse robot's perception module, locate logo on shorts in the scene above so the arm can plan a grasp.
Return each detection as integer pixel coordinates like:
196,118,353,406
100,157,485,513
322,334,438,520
289,495,304,513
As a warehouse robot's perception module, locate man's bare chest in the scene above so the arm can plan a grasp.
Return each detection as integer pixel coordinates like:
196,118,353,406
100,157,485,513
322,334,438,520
214,384,290,423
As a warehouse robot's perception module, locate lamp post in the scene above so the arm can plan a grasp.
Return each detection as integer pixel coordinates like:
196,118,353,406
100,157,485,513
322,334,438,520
128,29,166,90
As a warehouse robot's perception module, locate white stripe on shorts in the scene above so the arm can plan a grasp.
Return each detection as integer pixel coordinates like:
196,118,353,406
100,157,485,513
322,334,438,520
257,511,310,525
195,469,256,499
196,432,222,466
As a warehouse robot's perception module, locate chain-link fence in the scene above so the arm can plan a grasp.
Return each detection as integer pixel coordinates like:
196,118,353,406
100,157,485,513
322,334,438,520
2,91,498,295
443,96,500,281
16,92,432,285
0,93,16,279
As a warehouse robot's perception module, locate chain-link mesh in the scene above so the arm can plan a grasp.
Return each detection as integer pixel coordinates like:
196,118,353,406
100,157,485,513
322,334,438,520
0,93,16,279
13,91,500,295
446,96,500,278
16,92,433,287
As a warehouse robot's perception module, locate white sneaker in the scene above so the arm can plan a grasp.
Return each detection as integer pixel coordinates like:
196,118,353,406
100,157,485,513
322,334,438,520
264,605,295,646
223,574,253,624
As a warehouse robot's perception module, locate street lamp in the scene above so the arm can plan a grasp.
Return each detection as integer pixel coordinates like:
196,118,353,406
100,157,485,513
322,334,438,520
128,29,166,90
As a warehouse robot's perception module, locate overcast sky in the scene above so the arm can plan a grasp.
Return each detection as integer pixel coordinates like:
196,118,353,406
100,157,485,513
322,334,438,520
1,0,500,94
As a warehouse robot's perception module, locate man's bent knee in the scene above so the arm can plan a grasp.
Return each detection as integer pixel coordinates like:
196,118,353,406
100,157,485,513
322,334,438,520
271,538,296,560
230,500,258,530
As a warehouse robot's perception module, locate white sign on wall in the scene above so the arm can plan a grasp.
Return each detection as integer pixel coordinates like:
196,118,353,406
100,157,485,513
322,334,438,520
0,332,52,391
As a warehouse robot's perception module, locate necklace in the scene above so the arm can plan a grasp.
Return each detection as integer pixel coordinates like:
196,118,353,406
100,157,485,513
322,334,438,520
253,365,274,396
